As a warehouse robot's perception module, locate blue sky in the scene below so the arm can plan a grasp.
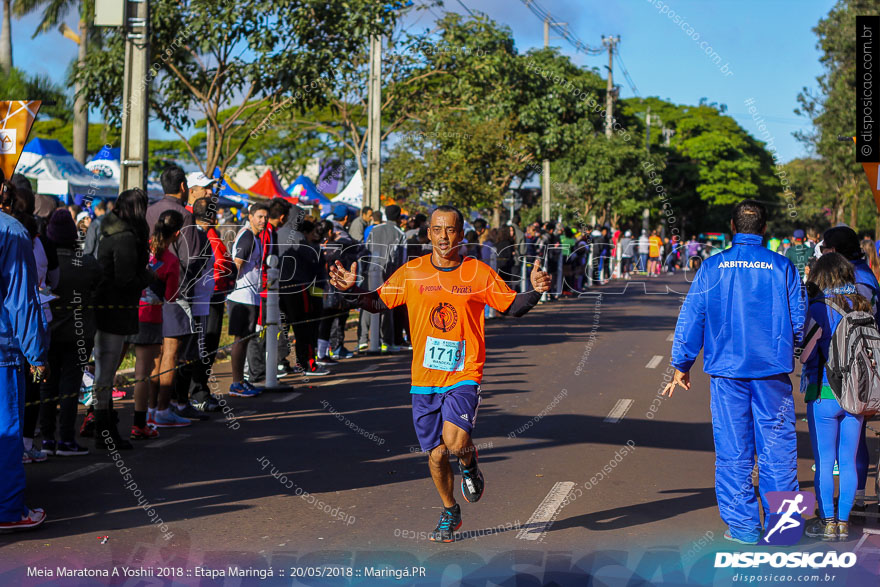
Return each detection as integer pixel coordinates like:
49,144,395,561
13,0,834,163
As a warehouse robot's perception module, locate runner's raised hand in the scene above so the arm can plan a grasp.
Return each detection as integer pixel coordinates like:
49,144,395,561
530,258,552,293
329,260,358,291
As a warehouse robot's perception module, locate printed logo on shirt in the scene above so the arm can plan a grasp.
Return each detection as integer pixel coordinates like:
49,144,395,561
451,285,473,294
718,260,773,270
429,302,458,332
419,284,442,294
460,413,469,421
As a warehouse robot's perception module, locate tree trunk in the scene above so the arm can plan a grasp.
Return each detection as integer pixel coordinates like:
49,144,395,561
72,18,89,164
492,205,501,228
0,0,12,75
851,190,858,229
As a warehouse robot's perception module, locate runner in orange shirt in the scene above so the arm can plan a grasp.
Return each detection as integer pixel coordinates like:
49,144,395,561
648,230,663,276
329,205,551,542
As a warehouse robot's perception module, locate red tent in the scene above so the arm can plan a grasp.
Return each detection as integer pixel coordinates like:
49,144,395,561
248,168,291,200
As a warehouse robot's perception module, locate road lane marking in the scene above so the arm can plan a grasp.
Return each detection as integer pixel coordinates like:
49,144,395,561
238,410,258,417
516,482,575,541
361,365,381,372
666,333,674,342
273,392,302,403
645,355,663,369
146,434,190,448
51,462,112,482
604,399,634,423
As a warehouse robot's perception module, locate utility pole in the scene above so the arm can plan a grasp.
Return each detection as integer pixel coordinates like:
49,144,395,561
119,0,150,192
367,33,382,211
601,35,619,139
541,17,564,223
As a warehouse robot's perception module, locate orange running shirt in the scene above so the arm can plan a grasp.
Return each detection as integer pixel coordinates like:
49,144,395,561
377,254,517,393
649,235,662,258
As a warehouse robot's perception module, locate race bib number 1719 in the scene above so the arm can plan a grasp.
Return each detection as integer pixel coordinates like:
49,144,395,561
423,337,466,372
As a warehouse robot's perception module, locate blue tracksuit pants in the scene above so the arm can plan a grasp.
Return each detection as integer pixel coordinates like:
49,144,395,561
710,374,799,542
0,365,26,522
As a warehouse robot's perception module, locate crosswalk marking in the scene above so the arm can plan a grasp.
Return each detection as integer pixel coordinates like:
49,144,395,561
645,355,663,369
51,462,112,482
516,482,576,541
666,333,674,342
604,399,634,423
146,434,190,448
273,392,302,403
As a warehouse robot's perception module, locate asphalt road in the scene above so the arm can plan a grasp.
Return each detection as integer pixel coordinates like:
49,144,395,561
2,272,879,586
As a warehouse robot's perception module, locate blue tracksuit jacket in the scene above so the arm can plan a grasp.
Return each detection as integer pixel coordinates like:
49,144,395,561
671,233,806,377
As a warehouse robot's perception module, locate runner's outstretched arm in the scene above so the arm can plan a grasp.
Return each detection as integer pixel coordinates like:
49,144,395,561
500,289,542,317
501,257,552,317
329,260,391,313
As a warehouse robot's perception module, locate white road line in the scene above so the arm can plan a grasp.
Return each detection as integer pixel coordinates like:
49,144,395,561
51,462,113,482
323,378,349,386
273,392,303,403
146,434,190,449
361,364,381,373
645,355,663,369
516,482,576,541
666,333,674,342
604,399,634,424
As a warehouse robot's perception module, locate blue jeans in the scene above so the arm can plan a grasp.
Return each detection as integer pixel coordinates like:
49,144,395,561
808,397,863,521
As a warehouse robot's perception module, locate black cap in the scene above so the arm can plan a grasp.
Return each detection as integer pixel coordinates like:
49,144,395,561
822,226,862,260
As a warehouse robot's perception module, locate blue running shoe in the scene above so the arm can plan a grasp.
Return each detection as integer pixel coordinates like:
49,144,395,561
229,382,261,397
429,504,462,543
459,451,484,503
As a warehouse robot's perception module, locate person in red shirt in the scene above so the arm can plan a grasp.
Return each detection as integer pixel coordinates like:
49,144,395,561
128,210,184,438
330,205,551,542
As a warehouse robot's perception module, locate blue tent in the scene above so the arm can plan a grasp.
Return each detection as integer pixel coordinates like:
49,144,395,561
212,167,256,207
287,175,332,213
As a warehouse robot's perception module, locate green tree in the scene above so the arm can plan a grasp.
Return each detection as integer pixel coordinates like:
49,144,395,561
13,0,95,163
796,0,878,230
76,0,401,176
0,66,70,121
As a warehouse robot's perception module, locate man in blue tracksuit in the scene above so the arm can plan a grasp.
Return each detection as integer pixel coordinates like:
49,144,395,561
820,226,879,510
663,200,806,544
0,211,49,531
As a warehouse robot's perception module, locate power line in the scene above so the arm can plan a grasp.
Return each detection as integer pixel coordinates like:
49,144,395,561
614,48,639,97
518,0,603,56
455,0,477,18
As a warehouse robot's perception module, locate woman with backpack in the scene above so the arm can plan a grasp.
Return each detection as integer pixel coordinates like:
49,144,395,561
128,210,183,439
93,188,153,449
799,252,870,541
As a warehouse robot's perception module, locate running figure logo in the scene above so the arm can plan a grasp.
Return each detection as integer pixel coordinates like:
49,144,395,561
762,491,815,546
430,302,458,332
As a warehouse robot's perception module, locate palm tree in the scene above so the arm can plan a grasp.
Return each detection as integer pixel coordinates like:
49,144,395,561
13,0,93,163
1,0,13,74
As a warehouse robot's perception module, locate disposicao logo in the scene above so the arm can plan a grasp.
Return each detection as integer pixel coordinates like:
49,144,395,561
762,491,815,546
714,551,856,569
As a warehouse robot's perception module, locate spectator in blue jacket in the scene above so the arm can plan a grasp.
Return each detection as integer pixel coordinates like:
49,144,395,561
798,253,869,542
0,206,49,531
663,199,806,545
819,225,880,513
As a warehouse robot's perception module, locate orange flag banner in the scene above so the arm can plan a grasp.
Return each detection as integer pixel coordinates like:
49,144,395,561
850,135,880,211
0,100,41,180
